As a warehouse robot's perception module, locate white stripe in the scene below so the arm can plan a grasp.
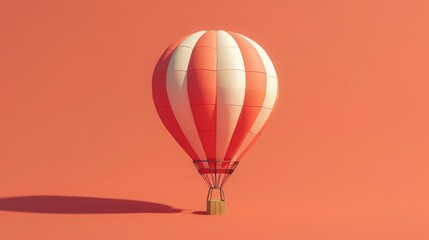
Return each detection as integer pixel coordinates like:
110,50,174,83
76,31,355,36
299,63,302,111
240,34,277,77
166,31,207,160
250,108,272,134
262,76,278,109
180,31,207,47
232,34,279,160
216,30,246,160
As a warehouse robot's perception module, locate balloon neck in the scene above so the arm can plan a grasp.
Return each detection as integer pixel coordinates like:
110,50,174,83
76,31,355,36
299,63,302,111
193,160,239,189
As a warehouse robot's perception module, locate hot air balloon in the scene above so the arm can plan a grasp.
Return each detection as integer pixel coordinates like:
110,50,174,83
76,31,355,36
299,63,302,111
152,30,278,215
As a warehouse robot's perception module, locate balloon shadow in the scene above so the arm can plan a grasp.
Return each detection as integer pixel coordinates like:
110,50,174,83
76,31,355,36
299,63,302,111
0,195,181,214
192,210,207,215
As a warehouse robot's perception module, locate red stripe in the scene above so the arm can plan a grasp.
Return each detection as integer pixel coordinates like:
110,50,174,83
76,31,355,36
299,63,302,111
223,32,267,161
187,30,217,161
152,36,199,160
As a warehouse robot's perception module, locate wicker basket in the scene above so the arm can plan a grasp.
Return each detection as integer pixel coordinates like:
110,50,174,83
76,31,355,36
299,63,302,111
207,200,226,215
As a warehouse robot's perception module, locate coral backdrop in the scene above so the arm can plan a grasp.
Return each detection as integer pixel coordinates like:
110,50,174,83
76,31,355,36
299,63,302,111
1,0,428,239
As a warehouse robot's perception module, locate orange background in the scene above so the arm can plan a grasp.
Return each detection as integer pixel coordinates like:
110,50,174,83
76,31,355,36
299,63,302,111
1,0,428,239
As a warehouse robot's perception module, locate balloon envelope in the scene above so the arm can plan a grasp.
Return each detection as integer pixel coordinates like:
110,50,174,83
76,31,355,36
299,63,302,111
152,30,278,170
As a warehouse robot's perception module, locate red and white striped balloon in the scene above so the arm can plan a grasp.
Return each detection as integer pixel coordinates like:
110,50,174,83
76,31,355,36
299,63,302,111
152,30,278,163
